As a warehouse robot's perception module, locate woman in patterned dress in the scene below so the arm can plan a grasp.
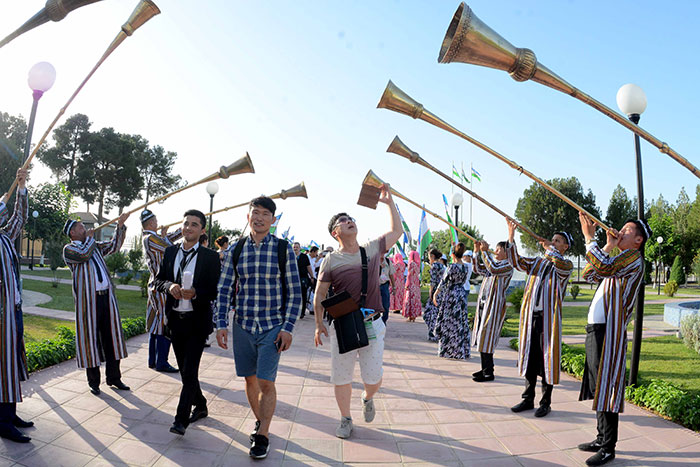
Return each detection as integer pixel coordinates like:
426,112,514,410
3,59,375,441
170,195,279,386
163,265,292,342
402,250,422,321
433,242,471,360
389,253,406,313
423,249,445,340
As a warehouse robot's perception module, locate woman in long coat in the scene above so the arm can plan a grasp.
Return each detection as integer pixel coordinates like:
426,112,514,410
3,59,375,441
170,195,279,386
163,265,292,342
423,249,445,341
402,250,422,321
389,253,405,312
433,243,471,360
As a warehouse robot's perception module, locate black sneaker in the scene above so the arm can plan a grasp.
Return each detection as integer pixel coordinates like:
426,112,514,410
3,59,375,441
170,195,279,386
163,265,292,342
249,434,270,459
586,449,615,466
473,373,495,382
578,440,604,452
534,404,551,417
511,399,534,413
249,419,261,444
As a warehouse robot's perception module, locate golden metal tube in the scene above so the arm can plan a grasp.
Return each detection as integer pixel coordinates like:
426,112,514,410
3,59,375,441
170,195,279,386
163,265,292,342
359,170,478,244
3,0,160,203
437,2,699,179
386,135,547,243
377,80,612,234
95,153,254,231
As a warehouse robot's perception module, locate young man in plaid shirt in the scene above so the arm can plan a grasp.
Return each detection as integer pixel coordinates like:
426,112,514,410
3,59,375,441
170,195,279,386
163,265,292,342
216,196,302,459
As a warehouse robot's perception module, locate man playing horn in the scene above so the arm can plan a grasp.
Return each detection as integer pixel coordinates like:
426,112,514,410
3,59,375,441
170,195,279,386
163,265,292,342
141,209,181,373
577,213,648,466
63,212,131,395
471,239,513,382
0,169,34,443
505,219,573,417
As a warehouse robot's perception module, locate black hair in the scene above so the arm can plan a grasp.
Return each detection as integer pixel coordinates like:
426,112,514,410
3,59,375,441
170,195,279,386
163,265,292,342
328,212,349,235
249,196,276,215
453,242,466,259
183,209,206,229
215,235,229,248
624,219,651,250
429,248,442,260
199,233,208,244
496,241,508,250
309,246,319,253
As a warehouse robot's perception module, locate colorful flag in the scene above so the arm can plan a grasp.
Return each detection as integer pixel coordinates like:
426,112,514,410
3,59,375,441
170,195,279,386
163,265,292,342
442,194,458,243
395,241,407,259
461,167,468,183
270,213,283,234
452,164,461,180
395,203,412,245
281,226,290,239
418,207,432,257
471,166,482,182
309,240,320,248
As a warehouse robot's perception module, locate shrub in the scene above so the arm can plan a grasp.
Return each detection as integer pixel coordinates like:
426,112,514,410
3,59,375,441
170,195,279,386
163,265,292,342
680,315,700,355
570,284,580,300
670,256,686,285
626,380,700,432
105,251,129,277
507,287,524,311
665,280,679,297
118,272,133,285
140,271,150,298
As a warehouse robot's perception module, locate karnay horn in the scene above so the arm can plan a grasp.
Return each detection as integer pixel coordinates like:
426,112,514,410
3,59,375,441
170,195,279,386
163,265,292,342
438,2,699,179
0,0,104,49
3,0,160,203
162,181,307,229
387,136,546,243
95,153,254,231
378,80,612,233
359,170,479,244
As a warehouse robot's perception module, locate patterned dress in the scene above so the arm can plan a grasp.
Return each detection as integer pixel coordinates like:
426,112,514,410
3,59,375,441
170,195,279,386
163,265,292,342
423,262,445,341
434,263,471,359
390,255,405,311
402,255,422,319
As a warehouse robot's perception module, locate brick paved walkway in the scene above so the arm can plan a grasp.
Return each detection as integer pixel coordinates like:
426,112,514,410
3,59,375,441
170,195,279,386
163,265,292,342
3,314,699,466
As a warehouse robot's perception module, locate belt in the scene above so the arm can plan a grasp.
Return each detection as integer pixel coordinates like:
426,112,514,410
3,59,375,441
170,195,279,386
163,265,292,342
96,289,109,296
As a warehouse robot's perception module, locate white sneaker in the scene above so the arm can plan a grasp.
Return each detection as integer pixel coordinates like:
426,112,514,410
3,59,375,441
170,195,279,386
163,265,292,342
361,391,376,423
336,416,353,439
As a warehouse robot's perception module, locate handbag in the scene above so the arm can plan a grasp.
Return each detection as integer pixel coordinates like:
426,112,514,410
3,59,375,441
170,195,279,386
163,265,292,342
321,247,370,354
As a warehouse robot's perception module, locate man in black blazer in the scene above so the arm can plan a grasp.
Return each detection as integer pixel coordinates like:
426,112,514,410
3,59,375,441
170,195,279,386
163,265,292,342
154,209,221,436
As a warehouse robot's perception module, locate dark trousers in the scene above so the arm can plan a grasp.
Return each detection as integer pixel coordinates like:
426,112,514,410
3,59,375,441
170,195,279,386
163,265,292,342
380,282,391,324
0,403,16,430
148,333,172,369
522,314,553,406
480,352,494,375
170,315,207,426
583,323,619,451
300,278,308,318
86,294,121,388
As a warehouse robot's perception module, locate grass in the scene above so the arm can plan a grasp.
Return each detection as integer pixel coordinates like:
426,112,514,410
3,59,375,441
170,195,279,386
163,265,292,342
22,268,140,285
22,315,75,344
569,336,700,397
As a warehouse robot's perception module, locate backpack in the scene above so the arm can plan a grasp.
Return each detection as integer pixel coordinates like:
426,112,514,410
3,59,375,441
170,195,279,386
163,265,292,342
229,236,288,310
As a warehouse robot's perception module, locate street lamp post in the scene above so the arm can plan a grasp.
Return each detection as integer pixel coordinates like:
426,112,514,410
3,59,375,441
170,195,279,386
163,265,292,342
30,210,38,270
657,236,663,295
206,181,219,245
617,83,647,387
451,192,464,229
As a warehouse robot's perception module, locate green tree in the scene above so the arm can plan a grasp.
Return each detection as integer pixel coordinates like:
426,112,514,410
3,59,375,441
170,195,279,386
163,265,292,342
27,182,75,249
430,223,481,260
670,256,686,285
139,145,182,203
37,113,91,190
605,185,636,230
515,177,603,256
105,251,128,277
0,111,26,200
209,220,242,243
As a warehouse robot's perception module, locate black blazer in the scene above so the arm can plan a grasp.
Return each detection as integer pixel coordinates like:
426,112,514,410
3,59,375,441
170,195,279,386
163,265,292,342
154,244,221,335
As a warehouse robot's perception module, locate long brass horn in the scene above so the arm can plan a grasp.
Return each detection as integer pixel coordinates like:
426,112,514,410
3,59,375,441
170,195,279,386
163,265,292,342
2,0,160,204
95,153,254,231
378,80,612,234
438,2,699,179
0,0,104,49
387,136,546,243
162,181,306,229
359,170,479,244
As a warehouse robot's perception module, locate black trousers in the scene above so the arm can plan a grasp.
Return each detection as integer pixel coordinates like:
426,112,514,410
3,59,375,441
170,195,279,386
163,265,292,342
480,352,494,375
522,314,553,406
170,314,207,426
0,403,17,430
583,323,619,451
300,278,309,317
86,294,121,387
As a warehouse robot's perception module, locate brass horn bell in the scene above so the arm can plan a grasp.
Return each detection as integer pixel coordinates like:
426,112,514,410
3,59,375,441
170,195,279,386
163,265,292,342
358,170,386,209
278,182,307,200
218,153,255,179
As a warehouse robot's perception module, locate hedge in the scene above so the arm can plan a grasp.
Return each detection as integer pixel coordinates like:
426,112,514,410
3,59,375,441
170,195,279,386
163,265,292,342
25,317,146,373
508,338,700,431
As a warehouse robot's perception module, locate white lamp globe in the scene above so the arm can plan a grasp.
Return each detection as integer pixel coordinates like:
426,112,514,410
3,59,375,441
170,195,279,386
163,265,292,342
206,181,219,196
27,62,56,93
657,236,663,244
32,210,39,218
451,192,464,208
616,84,647,116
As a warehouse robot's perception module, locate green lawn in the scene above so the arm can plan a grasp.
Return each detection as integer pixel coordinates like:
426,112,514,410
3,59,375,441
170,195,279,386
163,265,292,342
22,315,75,343
22,268,140,285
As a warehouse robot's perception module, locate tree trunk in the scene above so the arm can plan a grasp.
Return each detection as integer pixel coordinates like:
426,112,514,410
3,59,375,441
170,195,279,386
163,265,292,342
97,187,105,241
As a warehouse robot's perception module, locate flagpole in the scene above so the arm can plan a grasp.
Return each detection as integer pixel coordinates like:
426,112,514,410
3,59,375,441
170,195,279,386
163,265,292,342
469,162,473,227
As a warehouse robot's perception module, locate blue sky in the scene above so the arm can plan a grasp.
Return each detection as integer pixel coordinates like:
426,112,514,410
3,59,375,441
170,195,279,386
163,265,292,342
1,0,698,251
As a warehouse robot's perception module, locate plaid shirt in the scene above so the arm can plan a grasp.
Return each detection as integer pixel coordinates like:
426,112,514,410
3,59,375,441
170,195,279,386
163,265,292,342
216,233,302,334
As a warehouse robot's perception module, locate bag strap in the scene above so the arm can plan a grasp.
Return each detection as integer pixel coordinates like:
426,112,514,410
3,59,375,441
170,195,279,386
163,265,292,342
278,238,288,311
359,246,368,308
229,237,247,308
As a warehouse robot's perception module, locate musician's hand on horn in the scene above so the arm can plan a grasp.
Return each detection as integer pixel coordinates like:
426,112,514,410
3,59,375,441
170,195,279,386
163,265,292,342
117,211,130,227
378,184,393,205
578,211,597,243
604,228,620,252
474,241,482,253
506,219,517,243
86,228,95,239
481,240,490,253
159,226,168,237
16,168,28,189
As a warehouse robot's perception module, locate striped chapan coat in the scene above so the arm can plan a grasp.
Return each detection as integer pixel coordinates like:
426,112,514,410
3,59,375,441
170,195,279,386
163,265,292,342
506,242,573,385
581,244,643,413
0,190,28,402
63,226,128,369
142,228,182,335
472,250,513,353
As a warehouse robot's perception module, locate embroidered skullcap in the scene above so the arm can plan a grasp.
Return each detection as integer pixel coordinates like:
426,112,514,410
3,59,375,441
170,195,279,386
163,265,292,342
140,209,155,224
633,218,652,241
63,219,77,236
554,231,574,247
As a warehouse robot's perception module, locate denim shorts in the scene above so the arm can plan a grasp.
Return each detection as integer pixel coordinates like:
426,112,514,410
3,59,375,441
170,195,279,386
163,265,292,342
232,323,282,381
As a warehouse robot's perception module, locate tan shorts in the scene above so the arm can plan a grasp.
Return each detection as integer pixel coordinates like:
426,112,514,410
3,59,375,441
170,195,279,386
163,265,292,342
330,318,386,386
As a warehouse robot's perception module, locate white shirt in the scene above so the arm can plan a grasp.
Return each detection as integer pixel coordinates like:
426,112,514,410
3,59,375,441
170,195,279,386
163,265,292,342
74,239,110,291
172,243,199,311
586,241,606,324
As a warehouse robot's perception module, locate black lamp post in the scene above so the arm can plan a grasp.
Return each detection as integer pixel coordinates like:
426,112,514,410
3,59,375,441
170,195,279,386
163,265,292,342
451,192,463,229
656,236,663,295
206,181,219,246
30,210,38,270
617,83,647,387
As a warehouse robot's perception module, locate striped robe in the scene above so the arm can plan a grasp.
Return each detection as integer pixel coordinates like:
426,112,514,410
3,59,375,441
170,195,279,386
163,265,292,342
506,242,573,385
142,228,182,335
0,190,28,402
63,226,128,369
581,244,643,413
472,251,513,353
